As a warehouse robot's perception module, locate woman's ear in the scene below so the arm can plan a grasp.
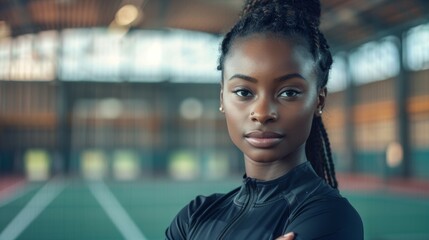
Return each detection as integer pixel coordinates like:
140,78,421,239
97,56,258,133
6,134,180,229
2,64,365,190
219,87,225,113
315,87,327,116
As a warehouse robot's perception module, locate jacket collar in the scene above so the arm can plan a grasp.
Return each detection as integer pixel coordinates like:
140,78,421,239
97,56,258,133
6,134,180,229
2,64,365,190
234,161,320,205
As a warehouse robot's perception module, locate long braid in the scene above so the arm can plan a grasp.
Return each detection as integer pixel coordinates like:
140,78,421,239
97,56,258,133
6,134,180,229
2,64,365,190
218,0,338,188
306,117,323,177
319,118,338,188
306,117,338,188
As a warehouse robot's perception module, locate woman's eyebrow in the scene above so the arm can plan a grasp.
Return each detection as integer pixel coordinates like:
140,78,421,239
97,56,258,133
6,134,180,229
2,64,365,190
228,74,257,82
228,73,305,82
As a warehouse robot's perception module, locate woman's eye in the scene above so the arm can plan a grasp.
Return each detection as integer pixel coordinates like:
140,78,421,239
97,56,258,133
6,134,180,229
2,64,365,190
280,89,300,98
234,89,253,97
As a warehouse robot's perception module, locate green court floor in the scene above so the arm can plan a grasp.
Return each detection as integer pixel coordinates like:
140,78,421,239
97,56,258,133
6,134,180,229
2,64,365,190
0,179,428,240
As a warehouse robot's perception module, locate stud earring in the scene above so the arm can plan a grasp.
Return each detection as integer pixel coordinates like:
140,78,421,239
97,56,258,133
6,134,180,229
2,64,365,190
319,109,323,115
219,107,223,112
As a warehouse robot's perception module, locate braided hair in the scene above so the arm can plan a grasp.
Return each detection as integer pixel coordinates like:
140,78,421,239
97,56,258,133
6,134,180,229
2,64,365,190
218,0,338,188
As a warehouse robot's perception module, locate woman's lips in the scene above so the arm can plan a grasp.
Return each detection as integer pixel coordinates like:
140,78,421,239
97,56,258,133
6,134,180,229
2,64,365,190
244,131,284,148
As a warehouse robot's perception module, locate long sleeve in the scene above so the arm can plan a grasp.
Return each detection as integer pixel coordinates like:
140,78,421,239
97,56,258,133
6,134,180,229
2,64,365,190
285,196,364,240
165,204,191,240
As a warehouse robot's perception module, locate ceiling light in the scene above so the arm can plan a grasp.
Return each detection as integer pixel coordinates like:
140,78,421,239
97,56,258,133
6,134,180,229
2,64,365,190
0,21,11,38
115,4,140,26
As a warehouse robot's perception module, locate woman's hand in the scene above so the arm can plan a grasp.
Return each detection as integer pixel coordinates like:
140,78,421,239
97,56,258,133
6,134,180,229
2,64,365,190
275,232,295,240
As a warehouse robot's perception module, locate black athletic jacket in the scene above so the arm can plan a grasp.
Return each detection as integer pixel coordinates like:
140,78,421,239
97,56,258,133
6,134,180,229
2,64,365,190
166,162,363,240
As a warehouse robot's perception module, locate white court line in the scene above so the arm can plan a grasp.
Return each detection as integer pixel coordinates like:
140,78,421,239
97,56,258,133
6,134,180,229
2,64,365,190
0,181,39,208
88,181,147,240
0,179,65,240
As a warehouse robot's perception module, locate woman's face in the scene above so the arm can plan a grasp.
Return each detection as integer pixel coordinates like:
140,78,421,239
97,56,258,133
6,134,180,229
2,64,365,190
221,35,325,165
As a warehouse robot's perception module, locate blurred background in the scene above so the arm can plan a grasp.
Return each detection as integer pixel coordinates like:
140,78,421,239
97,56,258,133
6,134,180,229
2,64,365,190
0,0,428,239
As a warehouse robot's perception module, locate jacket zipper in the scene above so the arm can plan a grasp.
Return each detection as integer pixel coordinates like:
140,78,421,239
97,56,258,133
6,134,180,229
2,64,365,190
217,179,257,240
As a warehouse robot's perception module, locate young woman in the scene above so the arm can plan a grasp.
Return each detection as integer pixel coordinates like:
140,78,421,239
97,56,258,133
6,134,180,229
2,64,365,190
166,0,363,239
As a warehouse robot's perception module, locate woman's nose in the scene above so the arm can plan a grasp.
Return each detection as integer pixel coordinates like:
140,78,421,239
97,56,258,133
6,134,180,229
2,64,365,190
250,98,278,124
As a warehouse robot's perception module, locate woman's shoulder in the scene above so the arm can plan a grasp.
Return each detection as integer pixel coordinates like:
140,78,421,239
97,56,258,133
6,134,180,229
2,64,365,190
286,195,363,239
284,172,341,206
294,193,360,218
284,182,363,240
287,176,359,217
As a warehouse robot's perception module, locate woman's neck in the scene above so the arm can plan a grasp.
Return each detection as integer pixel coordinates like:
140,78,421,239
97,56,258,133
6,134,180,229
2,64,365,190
244,150,307,181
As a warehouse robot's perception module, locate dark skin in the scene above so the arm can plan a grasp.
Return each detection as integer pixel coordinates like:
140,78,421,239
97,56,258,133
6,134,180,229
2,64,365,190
219,34,327,239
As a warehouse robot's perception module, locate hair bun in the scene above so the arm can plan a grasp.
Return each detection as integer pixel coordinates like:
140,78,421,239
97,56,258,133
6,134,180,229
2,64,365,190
241,0,321,27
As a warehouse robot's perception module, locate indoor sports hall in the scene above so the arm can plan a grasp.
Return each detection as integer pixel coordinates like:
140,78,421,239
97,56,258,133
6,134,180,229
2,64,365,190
0,0,429,239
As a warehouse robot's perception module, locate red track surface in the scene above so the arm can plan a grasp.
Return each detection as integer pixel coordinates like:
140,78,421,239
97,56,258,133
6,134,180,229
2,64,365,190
338,173,429,197
0,174,428,200
0,177,26,200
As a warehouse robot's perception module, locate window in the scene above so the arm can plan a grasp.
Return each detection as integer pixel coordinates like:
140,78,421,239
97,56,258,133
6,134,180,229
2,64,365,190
349,36,400,85
166,30,220,83
0,38,11,80
59,29,221,82
328,53,348,92
405,23,429,71
4,31,58,81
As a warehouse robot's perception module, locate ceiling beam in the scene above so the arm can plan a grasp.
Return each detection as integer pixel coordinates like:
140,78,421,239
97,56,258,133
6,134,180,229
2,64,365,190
329,0,429,52
321,0,389,31
355,9,389,38
11,0,37,36
157,0,171,28
415,0,429,14
333,13,429,52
